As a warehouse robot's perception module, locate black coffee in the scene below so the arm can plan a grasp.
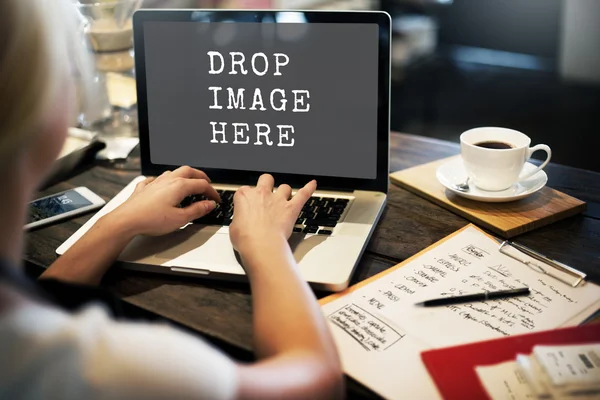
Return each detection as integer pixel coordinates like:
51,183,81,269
474,141,514,150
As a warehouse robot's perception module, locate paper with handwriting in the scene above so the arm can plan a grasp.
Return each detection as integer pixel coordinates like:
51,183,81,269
320,225,600,400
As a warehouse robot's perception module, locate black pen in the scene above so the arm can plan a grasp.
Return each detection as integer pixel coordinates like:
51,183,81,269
414,287,531,307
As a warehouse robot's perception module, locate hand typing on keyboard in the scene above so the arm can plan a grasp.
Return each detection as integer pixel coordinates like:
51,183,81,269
183,184,349,236
229,174,317,254
111,166,221,236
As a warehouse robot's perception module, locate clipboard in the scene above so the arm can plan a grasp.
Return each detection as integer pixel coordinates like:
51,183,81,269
497,240,586,287
320,224,588,308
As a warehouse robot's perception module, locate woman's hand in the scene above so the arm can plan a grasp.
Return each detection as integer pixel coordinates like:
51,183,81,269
229,174,316,255
227,175,343,399
110,166,221,236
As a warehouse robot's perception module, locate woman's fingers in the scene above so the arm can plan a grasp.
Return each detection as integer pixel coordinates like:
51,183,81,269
170,165,212,182
256,174,275,191
290,180,317,213
276,184,292,200
181,200,217,221
173,178,221,203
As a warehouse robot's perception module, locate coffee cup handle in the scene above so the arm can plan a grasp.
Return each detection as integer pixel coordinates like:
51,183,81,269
519,144,552,181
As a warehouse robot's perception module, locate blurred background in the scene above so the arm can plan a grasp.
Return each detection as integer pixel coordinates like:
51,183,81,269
143,0,600,172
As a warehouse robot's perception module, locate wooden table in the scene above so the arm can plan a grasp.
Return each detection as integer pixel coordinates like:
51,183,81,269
24,132,600,398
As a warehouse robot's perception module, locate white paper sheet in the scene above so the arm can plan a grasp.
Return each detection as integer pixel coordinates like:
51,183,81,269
321,225,600,400
96,137,139,160
325,302,441,399
476,361,536,400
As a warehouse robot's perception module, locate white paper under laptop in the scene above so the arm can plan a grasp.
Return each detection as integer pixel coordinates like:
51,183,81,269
58,10,392,291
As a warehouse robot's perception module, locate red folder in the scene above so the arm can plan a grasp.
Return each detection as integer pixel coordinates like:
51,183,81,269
421,323,600,400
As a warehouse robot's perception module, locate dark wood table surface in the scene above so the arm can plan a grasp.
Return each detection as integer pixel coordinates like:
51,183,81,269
24,132,600,398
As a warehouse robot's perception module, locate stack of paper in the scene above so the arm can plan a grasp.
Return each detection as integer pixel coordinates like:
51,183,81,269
516,343,600,399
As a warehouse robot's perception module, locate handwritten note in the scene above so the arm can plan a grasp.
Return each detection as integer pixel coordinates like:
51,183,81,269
327,304,405,352
320,225,600,400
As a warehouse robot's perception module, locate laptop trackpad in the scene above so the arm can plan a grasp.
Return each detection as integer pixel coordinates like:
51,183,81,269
289,233,328,263
118,225,331,269
119,224,222,262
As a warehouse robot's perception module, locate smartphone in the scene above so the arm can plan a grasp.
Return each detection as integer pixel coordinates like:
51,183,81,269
25,187,106,230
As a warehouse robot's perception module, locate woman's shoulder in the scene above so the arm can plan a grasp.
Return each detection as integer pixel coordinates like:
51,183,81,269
0,299,239,399
0,299,111,355
0,301,104,396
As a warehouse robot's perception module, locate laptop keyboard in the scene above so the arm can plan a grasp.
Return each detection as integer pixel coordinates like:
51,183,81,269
180,189,350,235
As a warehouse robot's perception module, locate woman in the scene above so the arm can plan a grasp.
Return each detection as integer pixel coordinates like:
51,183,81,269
0,1,342,398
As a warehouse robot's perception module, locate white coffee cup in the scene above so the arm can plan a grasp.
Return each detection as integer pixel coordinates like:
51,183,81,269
460,127,551,191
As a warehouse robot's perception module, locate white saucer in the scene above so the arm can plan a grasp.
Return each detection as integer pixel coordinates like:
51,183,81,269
436,157,548,203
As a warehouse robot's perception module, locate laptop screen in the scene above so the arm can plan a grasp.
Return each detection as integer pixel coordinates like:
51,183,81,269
142,20,379,180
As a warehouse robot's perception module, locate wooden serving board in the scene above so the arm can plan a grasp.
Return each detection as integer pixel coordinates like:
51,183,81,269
390,155,586,238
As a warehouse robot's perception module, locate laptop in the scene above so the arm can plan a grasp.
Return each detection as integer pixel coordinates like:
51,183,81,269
57,9,391,291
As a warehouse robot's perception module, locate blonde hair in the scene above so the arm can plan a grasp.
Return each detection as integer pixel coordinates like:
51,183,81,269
0,0,92,168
